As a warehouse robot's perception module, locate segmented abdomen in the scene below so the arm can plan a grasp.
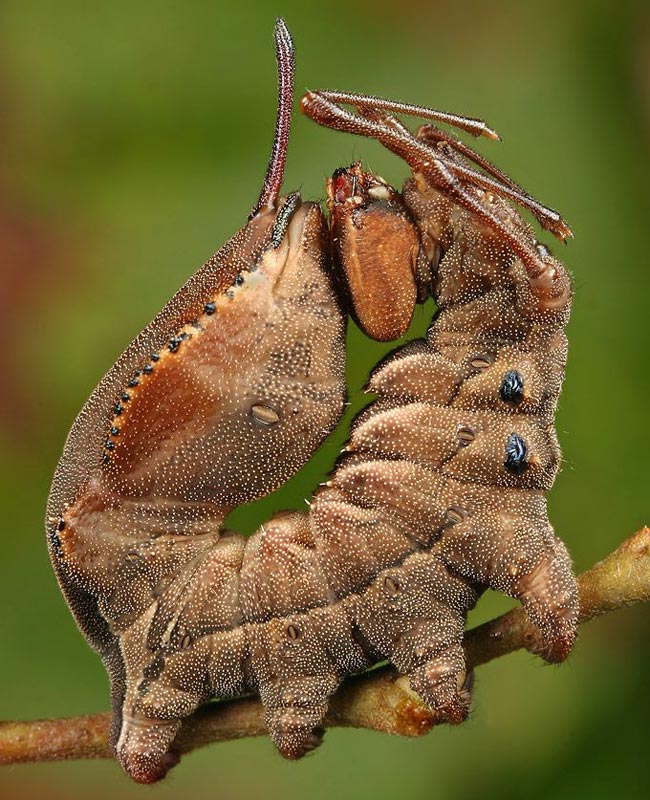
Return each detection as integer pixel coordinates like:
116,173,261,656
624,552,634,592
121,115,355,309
111,188,577,765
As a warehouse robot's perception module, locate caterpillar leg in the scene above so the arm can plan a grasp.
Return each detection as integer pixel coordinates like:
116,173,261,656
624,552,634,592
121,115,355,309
408,642,473,724
509,535,578,662
116,717,182,785
355,550,479,723
240,513,349,758
104,531,249,782
113,626,203,783
439,504,579,663
250,616,341,758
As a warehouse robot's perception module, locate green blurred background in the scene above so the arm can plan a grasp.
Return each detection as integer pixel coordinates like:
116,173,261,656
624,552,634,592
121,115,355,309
1,0,648,798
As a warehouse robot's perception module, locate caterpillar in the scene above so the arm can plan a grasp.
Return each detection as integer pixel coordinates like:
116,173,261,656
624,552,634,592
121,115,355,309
46,20,578,783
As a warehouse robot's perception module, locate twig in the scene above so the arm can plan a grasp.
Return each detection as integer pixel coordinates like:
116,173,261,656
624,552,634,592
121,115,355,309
1,527,648,766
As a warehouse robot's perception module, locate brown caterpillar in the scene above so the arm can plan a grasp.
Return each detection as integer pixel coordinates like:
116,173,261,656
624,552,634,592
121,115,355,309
46,20,578,783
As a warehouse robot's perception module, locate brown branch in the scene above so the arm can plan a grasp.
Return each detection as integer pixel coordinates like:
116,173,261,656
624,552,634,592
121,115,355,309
1,527,649,766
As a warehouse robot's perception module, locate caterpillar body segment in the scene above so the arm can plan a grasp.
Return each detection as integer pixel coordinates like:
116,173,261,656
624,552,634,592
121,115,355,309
46,20,578,783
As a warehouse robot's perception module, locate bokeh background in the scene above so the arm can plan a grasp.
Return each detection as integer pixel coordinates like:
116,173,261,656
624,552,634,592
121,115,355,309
1,1,648,798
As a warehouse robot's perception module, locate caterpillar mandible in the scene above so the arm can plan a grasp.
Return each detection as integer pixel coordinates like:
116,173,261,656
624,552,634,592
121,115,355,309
46,19,578,783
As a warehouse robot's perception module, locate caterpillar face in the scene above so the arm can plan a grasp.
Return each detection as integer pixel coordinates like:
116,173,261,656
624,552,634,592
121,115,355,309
46,20,578,783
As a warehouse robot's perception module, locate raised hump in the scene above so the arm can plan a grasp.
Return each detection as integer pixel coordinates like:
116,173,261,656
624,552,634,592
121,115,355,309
46,211,277,526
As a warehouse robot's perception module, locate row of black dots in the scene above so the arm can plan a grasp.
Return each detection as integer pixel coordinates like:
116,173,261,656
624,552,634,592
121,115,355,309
100,284,242,467
167,332,191,353
101,362,146,464
201,267,248,316
207,274,252,306
441,358,530,487
208,271,247,306
498,368,528,473
439,358,529,528
47,515,66,560
101,327,199,464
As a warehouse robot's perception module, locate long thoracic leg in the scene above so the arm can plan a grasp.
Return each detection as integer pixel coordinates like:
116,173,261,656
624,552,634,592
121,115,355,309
334,103,568,241
423,138,568,239
300,91,571,274
415,123,569,236
299,91,567,233
312,89,503,140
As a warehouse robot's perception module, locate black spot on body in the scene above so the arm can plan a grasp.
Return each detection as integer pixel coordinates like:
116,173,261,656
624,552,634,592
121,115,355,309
114,403,123,415
500,370,525,405
151,353,160,362
505,433,529,474
204,302,216,315
143,365,153,375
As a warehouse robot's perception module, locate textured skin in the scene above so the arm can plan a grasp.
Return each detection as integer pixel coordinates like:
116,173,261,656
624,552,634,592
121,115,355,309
47,197,347,781
47,144,578,781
